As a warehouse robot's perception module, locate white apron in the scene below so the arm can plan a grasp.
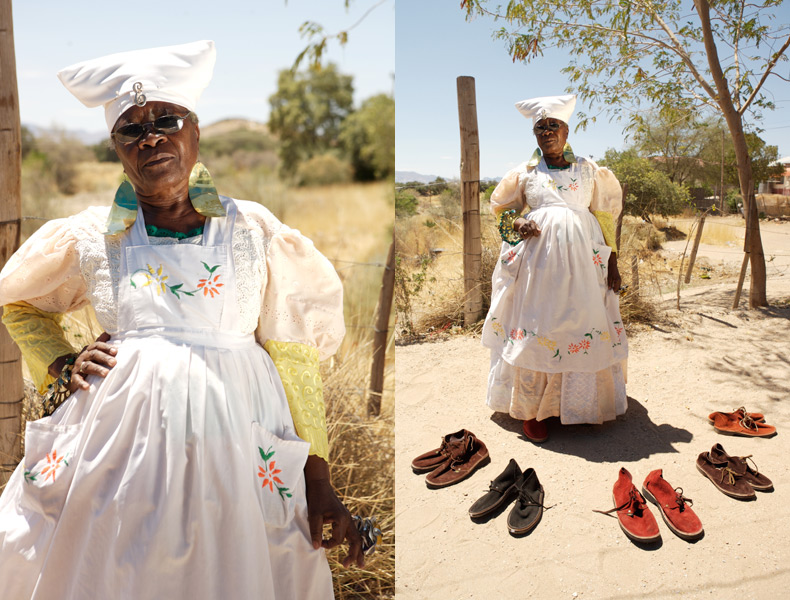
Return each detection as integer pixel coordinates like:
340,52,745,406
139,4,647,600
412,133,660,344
0,198,334,599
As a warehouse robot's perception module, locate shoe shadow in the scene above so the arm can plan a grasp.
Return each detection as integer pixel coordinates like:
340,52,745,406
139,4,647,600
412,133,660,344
490,396,694,463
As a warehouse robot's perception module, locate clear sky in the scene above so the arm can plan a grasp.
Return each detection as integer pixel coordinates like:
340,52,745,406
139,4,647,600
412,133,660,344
395,0,790,180
11,0,394,136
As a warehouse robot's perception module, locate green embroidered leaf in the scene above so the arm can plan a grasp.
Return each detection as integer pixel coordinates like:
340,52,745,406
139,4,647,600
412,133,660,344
202,262,221,274
261,445,275,462
130,280,137,289
585,333,593,339
181,290,196,297
278,486,293,500
552,349,559,358
24,470,37,483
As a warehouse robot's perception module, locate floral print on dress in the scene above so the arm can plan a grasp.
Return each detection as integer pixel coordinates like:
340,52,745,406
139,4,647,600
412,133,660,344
24,449,69,484
592,249,605,270
130,262,223,300
490,318,562,360
501,249,519,266
257,445,292,500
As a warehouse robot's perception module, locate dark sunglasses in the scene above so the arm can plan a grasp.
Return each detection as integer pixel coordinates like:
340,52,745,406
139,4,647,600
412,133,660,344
112,113,192,144
533,121,564,135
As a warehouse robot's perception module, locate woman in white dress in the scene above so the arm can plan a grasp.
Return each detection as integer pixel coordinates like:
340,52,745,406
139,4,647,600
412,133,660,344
0,41,361,599
481,95,628,443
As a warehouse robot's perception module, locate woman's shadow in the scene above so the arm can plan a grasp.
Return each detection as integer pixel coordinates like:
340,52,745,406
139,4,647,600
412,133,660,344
491,396,693,462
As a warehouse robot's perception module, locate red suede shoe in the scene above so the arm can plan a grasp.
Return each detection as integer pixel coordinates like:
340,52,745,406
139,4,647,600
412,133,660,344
596,468,660,544
522,418,548,443
642,470,704,541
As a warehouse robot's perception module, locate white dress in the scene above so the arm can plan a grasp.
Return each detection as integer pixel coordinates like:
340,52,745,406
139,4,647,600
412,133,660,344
482,157,628,424
0,197,343,599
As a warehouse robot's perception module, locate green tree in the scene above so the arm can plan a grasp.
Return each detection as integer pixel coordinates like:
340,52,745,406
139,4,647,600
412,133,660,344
601,149,689,220
462,0,790,307
340,93,394,180
268,63,354,178
20,125,35,159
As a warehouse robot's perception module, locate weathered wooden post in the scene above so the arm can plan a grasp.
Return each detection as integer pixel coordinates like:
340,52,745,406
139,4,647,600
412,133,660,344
367,238,395,417
684,211,707,283
732,252,750,309
0,0,24,487
456,76,482,326
631,255,639,295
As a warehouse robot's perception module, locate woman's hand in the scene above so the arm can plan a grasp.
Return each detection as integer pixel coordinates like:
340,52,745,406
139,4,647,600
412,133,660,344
607,253,621,292
304,455,365,568
48,332,117,392
514,217,541,239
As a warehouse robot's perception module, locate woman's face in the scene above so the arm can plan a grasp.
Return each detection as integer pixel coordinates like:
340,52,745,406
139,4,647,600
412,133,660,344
534,118,568,158
112,101,200,199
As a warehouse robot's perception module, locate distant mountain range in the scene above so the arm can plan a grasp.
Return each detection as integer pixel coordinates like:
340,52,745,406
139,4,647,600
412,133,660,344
395,171,444,184
23,118,269,145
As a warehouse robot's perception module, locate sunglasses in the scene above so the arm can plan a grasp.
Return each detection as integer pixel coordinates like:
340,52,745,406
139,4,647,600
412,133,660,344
112,113,192,144
533,121,564,135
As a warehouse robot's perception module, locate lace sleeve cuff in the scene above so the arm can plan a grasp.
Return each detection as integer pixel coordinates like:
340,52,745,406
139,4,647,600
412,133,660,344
263,340,329,461
2,302,76,394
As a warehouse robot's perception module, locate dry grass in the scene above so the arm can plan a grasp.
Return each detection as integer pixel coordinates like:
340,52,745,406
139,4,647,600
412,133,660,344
8,162,394,598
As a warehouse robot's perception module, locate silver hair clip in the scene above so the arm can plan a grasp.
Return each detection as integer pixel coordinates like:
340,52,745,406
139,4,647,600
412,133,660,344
133,82,147,107
538,108,548,120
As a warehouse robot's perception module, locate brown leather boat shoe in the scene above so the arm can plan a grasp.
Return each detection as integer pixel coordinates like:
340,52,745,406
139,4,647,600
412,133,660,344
411,429,470,474
425,432,489,489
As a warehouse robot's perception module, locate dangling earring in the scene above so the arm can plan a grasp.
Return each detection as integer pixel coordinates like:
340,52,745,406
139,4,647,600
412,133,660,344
104,175,139,235
188,161,225,217
562,142,577,164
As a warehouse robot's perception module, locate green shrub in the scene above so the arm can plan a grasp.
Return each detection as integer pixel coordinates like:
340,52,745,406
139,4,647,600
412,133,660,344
294,153,353,187
395,190,418,217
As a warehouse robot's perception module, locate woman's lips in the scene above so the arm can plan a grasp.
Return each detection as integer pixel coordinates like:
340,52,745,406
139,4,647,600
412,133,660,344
143,155,175,168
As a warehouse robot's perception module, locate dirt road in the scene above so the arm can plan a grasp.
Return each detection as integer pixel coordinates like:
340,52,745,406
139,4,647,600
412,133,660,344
395,275,790,599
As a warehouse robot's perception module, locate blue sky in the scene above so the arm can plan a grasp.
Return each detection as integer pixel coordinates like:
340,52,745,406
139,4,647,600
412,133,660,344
395,1,790,180
12,0,394,135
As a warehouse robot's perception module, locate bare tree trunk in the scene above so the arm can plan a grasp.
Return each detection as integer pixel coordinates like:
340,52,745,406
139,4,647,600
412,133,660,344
695,0,768,307
0,0,24,486
367,238,394,417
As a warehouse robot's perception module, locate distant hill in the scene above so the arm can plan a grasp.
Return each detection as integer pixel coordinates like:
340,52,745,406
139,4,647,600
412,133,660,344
201,118,270,138
395,171,443,184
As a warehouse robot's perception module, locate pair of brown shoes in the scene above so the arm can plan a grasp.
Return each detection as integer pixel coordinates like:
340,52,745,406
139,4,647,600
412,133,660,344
596,468,703,544
696,443,774,499
468,459,545,536
708,407,776,438
411,429,490,488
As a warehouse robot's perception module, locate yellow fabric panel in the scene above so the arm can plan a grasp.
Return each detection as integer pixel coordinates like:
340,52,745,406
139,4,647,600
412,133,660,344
263,340,329,461
592,210,617,254
2,302,76,394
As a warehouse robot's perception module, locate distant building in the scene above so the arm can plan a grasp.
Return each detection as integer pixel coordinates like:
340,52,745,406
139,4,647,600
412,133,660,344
758,156,790,196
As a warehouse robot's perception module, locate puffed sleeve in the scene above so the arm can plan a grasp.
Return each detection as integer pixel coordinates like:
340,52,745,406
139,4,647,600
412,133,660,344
490,164,528,217
590,166,623,253
257,224,345,359
0,218,89,392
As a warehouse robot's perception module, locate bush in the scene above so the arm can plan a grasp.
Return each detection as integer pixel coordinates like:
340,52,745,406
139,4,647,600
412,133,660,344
395,190,418,217
725,189,742,213
294,153,353,187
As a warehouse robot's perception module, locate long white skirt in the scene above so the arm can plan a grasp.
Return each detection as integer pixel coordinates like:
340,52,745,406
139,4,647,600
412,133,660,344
482,204,628,424
0,332,333,600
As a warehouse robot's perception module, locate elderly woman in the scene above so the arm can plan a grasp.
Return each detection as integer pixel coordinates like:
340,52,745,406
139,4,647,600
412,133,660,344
482,94,628,443
0,41,361,599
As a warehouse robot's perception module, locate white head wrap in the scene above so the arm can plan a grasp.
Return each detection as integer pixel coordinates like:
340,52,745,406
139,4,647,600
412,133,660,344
57,40,216,132
515,94,576,126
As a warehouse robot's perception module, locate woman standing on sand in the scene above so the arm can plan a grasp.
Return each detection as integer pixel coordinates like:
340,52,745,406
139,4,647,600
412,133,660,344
482,94,628,443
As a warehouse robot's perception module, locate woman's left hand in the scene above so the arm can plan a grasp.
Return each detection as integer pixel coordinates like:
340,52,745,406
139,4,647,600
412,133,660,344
607,253,621,292
304,455,365,568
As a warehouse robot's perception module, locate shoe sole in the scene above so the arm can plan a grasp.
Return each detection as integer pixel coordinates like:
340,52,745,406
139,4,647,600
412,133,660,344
711,425,776,438
610,493,661,544
411,462,444,474
695,462,756,499
426,454,490,489
641,485,704,541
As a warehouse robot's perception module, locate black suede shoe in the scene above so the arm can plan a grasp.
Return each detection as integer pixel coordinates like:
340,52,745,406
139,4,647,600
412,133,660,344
468,458,522,519
506,468,545,536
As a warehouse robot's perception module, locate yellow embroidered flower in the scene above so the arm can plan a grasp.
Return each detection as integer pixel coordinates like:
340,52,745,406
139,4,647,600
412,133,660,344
537,336,557,352
600,331,611,342
491,321,505,337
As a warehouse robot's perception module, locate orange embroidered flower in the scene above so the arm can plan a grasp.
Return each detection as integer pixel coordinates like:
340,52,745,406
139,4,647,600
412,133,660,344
568,343,580,354
593,252,603,266
579,339,591,351
197,274,224,298
39,449,66,483
258,460,284,492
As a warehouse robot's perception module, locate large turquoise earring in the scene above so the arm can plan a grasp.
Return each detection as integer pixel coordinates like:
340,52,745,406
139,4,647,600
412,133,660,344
104,175,139,235
188,162,225,217
562,142,577,164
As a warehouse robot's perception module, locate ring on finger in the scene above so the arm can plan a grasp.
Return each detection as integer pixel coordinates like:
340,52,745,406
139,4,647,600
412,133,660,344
79,363,87,374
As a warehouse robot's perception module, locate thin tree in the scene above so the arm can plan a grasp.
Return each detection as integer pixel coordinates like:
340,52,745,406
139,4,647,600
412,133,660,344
462,0,790,307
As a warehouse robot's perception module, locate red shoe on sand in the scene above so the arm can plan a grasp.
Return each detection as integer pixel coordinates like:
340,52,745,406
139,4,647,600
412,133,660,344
595,468,660,544
642,470,703,541
522,418,548,443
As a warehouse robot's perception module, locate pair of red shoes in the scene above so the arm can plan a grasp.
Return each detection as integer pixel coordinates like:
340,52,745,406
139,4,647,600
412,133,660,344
596,468,703,543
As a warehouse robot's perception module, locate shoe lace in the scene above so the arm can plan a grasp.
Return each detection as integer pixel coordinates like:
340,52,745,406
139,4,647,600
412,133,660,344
719,466,740,486
448,436,475,471
517,489,545,509
739,413,758,432
739,454,760,474
673,487,693,512
593,488,645,518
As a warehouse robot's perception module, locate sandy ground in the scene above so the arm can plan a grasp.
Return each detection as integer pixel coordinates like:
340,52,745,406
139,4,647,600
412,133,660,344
395,265,790,599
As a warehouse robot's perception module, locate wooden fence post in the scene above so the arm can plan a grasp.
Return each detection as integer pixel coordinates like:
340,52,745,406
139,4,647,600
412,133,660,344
631,255,639,295
684,211,707,283
732,252,750,309
456,76,482,326
0,0,24,487
367,238,395,416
